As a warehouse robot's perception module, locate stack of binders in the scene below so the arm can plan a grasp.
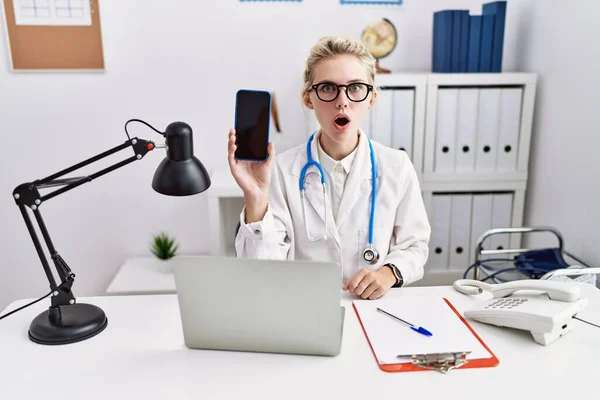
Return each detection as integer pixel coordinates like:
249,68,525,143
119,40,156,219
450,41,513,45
432,1,506,73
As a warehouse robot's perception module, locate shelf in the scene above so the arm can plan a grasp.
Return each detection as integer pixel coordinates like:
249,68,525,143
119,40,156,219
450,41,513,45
374,72,538,87
422,171,527,182
428,72,537,86
420,172,528,192
376,73,427,87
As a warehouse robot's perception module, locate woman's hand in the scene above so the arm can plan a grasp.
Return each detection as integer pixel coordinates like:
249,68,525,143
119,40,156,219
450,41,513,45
342,267,397,300
228,128,275,222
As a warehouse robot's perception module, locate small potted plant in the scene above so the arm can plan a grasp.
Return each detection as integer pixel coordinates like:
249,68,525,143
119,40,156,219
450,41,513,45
150,232,179,273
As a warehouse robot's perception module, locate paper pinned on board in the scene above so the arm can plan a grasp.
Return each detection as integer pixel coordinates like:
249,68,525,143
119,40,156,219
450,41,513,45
13,0,92,26
353,296,492,365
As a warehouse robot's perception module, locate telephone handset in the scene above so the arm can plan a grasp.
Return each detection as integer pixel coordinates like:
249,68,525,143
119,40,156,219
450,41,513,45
452,279,581,302
453,279,589,345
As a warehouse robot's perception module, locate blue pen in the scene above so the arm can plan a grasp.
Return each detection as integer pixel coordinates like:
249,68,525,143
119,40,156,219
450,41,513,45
377,307,433,337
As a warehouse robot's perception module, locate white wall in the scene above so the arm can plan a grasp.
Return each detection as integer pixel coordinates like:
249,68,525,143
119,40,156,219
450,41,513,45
511,0,600,267
0,0,524,311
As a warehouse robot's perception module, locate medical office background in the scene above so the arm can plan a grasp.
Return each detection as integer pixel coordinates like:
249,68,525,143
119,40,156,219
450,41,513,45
0,0,598,311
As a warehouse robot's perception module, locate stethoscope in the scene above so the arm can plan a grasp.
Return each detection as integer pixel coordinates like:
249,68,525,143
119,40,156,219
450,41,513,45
299,131,379,265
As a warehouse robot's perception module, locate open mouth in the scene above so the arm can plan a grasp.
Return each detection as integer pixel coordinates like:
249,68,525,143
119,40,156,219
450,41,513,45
334,116,350,127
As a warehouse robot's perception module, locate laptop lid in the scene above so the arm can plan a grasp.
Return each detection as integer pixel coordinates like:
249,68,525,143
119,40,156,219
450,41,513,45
172,255,344,357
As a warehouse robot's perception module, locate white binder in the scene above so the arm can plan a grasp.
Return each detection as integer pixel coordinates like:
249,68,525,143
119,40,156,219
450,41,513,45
434,89,458,172
449,194,473,271
490,193,513,251
475,89,501,172
429,195,452,271
469,194,494,265
370,90,393,147
496,88,522,172
455,89,479,173
392,89,415,159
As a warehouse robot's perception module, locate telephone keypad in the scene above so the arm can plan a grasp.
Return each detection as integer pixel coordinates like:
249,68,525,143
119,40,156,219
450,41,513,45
484,298,528,309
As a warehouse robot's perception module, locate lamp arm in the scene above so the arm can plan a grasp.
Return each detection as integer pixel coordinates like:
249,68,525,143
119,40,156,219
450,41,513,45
12,137,157,308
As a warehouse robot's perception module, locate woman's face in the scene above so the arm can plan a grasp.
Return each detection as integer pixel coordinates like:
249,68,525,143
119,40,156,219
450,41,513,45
305,54,376,147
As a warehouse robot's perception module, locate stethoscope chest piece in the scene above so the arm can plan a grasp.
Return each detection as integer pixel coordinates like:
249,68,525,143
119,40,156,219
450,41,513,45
363,245,380,265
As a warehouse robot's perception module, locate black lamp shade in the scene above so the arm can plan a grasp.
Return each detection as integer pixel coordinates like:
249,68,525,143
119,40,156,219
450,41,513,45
152,121,211,196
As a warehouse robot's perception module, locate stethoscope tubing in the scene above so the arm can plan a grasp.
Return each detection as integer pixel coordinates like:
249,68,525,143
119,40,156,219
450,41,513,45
300,132,377,249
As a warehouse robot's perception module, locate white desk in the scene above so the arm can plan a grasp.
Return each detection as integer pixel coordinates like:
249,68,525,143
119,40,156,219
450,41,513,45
2,284,599,400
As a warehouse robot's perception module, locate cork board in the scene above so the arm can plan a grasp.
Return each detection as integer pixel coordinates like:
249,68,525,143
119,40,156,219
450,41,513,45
2,0,104,71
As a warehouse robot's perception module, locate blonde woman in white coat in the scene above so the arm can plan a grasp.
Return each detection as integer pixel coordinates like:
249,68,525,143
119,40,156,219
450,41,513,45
227,36,431,300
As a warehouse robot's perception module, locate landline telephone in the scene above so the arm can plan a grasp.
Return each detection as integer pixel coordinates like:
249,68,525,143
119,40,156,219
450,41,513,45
453,279,589,345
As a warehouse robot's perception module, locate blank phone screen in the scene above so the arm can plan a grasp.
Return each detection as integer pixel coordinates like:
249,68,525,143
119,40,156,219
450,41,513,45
234,90,271,161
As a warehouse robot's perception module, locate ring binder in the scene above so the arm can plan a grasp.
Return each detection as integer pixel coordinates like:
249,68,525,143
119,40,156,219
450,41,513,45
397,351,471,374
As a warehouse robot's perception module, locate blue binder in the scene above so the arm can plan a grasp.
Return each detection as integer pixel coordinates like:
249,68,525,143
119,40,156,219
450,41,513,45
451,11,463,72
432,11,443,72
467,15,482,72
479,14,495,73
458,11,470,72
432,10,453,72
483,1,507,72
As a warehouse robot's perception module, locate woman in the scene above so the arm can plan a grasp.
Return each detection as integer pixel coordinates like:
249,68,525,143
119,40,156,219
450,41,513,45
227,36,431,300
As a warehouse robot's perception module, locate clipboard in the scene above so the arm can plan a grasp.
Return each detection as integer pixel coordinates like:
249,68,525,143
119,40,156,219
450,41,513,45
353,296,499,374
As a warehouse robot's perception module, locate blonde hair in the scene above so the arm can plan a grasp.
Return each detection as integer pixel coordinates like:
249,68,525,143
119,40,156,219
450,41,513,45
302,36,378,104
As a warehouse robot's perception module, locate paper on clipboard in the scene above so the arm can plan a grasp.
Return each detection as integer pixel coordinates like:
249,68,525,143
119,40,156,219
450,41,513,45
353,296,496,367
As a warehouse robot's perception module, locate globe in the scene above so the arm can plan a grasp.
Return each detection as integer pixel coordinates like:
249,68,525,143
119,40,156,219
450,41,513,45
361,18,397,73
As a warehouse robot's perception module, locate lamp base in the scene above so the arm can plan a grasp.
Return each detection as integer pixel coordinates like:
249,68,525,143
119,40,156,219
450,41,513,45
29,303,108,345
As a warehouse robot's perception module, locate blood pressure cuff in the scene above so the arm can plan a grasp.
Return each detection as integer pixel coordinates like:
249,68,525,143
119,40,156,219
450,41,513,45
514,247,571,279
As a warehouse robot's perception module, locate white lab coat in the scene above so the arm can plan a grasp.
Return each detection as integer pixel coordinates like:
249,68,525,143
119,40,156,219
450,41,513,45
235,131,431,286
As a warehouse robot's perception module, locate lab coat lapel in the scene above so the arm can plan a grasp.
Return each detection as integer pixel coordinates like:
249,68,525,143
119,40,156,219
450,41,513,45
302,173,328,223
335,133,377,229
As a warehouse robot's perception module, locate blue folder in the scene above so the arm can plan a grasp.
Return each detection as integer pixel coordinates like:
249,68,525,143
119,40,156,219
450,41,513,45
451,11,462,72
467,15,482,72
458,11,470,72
479,14,495,73
432,11,443,72
483,1,507,72
432,10,453,72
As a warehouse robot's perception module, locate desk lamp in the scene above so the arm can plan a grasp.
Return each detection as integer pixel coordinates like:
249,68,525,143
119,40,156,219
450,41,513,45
11,119,211,345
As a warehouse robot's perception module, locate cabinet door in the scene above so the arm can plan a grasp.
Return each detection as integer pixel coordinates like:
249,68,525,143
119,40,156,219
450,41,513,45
370,88,415,159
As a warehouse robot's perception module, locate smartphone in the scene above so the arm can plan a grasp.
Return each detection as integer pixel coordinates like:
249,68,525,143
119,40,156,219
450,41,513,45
234,89,272,162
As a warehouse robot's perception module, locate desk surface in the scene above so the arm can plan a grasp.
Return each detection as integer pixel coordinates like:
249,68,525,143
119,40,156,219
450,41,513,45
2,284,599,400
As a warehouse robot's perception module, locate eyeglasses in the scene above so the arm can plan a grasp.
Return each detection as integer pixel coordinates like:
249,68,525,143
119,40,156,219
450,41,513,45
310,82,373,103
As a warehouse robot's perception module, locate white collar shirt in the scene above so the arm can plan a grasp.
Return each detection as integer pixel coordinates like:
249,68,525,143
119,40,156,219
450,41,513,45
316,137,358,224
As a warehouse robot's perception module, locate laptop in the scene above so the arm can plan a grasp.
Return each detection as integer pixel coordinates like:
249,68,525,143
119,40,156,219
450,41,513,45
172,255,345,357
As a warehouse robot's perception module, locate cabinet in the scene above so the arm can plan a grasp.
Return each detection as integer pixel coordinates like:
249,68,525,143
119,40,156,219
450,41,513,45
421,73,535,279
206,167,244,258
207,72,537,285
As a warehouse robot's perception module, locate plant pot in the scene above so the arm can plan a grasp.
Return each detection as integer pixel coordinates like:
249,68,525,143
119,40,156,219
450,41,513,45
155,258,174,274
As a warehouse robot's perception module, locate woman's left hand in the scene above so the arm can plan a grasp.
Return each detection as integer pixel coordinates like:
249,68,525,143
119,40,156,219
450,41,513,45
342,267,397,300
